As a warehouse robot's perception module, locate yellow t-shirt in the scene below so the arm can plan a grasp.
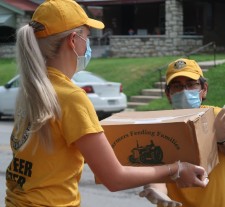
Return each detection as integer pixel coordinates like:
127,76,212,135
163,105,225,207
5,67,103,207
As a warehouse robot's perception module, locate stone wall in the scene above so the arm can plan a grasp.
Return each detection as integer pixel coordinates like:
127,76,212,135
0,14,31,58
0,44,15,58
0,34,204,59
109,35,203,58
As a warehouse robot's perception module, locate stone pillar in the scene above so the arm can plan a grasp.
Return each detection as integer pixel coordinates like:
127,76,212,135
165,0,183,37
165,0,183,54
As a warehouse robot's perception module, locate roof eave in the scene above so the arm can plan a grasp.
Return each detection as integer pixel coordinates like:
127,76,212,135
77,0,165,6
0,2,25,15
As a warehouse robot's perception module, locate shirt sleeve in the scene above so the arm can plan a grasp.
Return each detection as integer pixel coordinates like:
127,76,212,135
61,90,103,146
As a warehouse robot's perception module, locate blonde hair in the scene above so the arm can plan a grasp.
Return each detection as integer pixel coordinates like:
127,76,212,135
15,23,83,148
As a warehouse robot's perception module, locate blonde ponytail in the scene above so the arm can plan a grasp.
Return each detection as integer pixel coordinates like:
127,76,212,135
15,25,61,143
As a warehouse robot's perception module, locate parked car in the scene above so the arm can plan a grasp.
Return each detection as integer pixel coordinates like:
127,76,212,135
0,75,19,119
72,71,127,120
0,71,127,120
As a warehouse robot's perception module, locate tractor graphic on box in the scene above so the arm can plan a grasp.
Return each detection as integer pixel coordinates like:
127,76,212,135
129,140,164,165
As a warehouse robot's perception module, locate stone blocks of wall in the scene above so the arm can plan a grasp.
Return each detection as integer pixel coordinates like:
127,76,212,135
0,44,15,58
109,35,203,58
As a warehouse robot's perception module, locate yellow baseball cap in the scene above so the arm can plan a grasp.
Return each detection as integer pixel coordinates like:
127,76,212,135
166,58,204,84
31,0,105,38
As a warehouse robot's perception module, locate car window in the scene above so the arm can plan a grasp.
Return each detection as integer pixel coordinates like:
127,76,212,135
11,78,20,88
73,72,105,83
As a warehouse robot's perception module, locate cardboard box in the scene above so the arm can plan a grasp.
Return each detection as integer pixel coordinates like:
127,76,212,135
96,108,218,183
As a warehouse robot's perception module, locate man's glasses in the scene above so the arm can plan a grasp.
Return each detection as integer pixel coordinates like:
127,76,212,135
169,82,201,92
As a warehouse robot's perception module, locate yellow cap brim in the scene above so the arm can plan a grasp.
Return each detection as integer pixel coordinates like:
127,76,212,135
86,18,105,29
166,71,201,84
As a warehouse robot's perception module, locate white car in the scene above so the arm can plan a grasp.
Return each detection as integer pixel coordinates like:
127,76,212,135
72,71,127,120
0,71,127,120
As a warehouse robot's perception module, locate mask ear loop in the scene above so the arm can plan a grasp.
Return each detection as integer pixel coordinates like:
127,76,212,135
73,33,87,56
73,47,79,57
76,34,87,42
198,89,205,103
200,89,207,100
72,35,80,72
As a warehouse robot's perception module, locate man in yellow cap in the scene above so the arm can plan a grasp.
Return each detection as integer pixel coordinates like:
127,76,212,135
165,58,211,110
139,58,225,207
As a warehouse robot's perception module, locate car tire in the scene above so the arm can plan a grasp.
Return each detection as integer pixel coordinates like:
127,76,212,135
97,113,112,121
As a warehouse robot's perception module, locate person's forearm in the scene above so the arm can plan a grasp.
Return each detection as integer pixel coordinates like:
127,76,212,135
106,164,173,191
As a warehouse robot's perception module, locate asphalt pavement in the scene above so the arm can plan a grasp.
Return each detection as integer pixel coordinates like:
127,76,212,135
0,119,155,207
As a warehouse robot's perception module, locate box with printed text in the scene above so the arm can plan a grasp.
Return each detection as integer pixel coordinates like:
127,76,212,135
96,108,218,183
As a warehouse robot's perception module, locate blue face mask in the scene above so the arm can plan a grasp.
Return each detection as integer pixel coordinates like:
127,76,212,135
171,89,201,109
74,37,92,72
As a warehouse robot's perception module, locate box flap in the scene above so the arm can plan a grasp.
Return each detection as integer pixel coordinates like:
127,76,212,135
101,108,209,125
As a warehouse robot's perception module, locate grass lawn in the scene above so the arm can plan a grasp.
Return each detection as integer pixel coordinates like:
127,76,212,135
0,58,17,85
1,53,225,110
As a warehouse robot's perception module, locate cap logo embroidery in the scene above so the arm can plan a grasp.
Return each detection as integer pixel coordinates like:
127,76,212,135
174,60,186,70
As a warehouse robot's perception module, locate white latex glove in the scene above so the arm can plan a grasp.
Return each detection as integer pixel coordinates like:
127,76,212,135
214,108,225,143
139,187,182,207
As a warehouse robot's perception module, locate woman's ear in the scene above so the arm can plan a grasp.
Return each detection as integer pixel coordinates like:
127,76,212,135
68,32,76,49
